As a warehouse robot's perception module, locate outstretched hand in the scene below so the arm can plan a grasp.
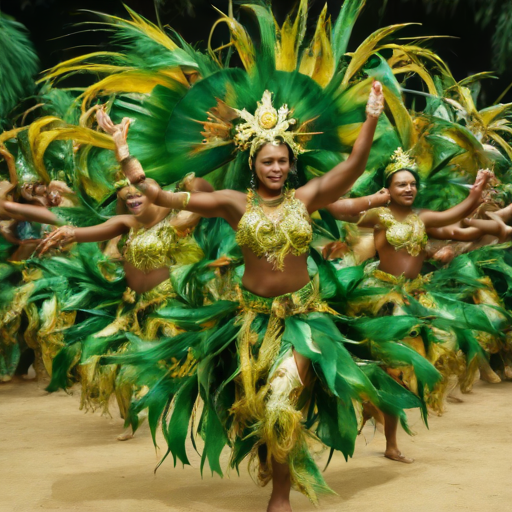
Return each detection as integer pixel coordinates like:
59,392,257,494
36,226,76,256
96,107,131,161
366,81,384,118
470,169,494,202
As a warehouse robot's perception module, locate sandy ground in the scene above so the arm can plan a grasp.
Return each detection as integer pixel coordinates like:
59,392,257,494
1,378,511,512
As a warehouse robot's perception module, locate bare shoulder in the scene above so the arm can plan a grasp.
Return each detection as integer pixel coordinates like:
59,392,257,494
111,214,137,229
295,178,320,201
215,189,247,208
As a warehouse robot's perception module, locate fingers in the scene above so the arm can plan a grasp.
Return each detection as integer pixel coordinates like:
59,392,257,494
373,80,382,94
35,228,72,256
96,107,116,133
121,118,131,139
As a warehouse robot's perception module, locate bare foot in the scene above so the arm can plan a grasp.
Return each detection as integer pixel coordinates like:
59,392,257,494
117,431,134,441
267,496,292,512
384,449,414,464
503,366,512,380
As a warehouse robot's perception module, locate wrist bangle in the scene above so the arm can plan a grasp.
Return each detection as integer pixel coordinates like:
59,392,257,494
181,191,191,209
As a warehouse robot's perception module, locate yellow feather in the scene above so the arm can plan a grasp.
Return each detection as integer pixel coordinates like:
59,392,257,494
337,122,363,146
479,103,512,126
29,118,114,180
299,4,334,87
83,6,179,52
40,64,134,84
382,85,416,149
0,127,26,144
275,0,308,72
392,64,438,95
39,52,128,81
76,145,113,202
487,131,512,161
123,6,179,52
209,6,255,72
79,70,186,110
343,24,418,85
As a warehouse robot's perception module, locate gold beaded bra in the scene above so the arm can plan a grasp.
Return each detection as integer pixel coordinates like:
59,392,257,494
371,207,427,257
236,189,312,271
123,214,202,273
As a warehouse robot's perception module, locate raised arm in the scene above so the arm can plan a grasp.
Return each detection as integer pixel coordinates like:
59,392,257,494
326,188,390,223
37,216,132,255
296,81,384,213
419,169,492,228
0,200,61,225
96,108,240,224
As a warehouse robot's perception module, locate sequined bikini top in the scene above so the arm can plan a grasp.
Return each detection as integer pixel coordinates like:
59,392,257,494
123,214,203,273
236,189,312,271
373,207,427,257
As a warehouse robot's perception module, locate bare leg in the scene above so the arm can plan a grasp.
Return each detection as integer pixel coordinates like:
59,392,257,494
266,351,310,512
267,460,292,512
383,412,414,463
479,361,501,384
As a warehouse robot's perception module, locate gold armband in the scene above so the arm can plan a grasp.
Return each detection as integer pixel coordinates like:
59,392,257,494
180,191,191,209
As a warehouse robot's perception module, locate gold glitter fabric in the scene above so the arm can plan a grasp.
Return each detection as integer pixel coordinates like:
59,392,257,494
124,214,185,272
346,263,472,415
367,206,427,257
235,189,312,271
234,275,337,502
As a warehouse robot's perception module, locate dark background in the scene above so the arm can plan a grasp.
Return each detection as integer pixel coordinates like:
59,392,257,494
1,0,510,106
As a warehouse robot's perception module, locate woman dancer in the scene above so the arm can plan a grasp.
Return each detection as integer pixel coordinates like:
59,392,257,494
327,148,493,461
41,82,438,510
34,110,214,437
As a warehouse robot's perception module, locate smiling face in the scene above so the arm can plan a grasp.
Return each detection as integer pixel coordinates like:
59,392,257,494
118,185,150,216
388,170,418,207
253,142,292,194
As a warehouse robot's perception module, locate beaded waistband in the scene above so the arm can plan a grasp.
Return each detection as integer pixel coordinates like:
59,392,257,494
239,275,328,318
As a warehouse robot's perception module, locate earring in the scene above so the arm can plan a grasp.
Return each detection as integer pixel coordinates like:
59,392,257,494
250,172,257,190
289,161,297,175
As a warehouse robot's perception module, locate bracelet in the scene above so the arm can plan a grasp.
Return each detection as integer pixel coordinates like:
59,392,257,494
114,178,130,191
181,191,191,209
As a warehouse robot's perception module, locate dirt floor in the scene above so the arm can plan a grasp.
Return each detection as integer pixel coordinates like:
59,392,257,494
1,378,511,512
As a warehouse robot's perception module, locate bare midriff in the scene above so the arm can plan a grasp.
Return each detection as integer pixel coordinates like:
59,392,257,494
374,229,425,279
123,261,170,294
241,249,310,298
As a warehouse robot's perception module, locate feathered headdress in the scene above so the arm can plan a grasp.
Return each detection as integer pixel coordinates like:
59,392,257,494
233,90,306,166
384,147,418,180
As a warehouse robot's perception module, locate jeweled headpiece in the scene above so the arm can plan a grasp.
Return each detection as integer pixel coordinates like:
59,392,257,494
384,147,418,179
233,90,305,166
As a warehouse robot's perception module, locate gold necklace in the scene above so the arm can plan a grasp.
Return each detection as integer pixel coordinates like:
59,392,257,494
255,191,285,207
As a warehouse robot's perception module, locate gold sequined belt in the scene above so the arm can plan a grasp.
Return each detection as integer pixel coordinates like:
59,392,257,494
123,279,175,305
239,275,332,319
372,268,431,294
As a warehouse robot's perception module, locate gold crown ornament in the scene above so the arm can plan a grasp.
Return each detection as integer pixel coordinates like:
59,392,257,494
384,147,418,180
233,90,314,166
